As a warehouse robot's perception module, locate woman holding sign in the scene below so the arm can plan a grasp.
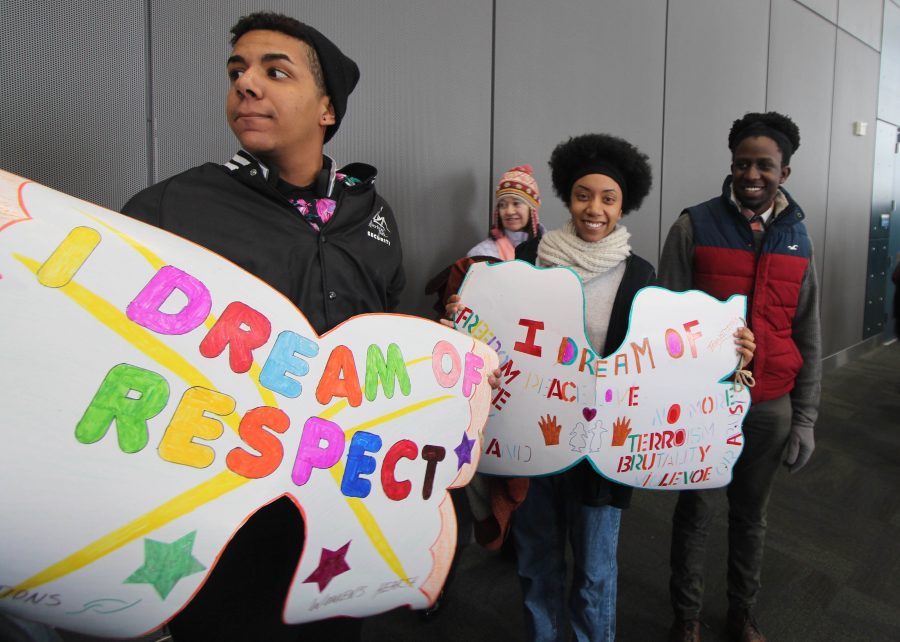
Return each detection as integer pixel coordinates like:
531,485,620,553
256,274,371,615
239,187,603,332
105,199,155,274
450,134,755,642
510,133,657,642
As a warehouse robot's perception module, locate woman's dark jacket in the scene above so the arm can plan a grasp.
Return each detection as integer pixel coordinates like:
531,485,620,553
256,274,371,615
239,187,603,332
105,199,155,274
515,237,656,508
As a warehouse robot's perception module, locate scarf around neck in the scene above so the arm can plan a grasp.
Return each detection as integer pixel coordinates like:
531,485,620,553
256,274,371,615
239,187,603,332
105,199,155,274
537,221,632,282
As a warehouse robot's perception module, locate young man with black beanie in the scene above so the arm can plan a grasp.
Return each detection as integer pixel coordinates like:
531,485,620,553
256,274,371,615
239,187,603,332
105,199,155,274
122,11,404,641
659,112,821,642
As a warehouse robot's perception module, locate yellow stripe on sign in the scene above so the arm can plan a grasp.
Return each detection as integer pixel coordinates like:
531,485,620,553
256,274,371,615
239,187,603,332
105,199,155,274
327,394,454,585
15,254,240,434
84,211,281,409
13,470,248,591
13,380,450,589
247,359,279,409
320,398,349,420
19,236,456,590
36,226,101,288
318,356,430,423
346,395,453,439
81,209,166,271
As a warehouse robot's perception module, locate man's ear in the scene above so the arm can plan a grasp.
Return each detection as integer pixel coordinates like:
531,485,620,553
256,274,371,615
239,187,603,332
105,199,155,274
320,98,336,126
779,165,792,184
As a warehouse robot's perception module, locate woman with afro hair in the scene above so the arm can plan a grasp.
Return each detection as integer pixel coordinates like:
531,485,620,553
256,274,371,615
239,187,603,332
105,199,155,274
505,133,656,642
511,133,757,642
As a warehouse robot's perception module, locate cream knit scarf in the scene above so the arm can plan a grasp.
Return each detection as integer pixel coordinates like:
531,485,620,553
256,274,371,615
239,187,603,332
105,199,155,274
537,221,631,282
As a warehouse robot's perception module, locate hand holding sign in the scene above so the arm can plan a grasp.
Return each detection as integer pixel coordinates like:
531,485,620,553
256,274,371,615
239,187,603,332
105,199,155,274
454,260,750,489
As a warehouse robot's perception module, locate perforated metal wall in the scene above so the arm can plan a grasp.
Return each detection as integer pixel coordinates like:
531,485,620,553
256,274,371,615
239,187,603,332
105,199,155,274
149,1,234,180
0,0,147,210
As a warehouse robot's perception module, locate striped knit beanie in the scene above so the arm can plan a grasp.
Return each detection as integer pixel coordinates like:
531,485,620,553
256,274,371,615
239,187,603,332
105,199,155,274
492,165,541,237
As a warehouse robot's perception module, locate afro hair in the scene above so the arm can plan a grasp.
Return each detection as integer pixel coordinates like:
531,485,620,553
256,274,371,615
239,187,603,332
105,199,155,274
728,112,800,164
549,133,652,214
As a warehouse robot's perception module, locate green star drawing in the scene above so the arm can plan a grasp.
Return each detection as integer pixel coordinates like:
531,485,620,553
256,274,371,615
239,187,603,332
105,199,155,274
124,531,206,600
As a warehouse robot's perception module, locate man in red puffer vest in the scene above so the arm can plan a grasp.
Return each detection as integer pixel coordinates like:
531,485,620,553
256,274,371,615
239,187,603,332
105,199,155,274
660,112,821,642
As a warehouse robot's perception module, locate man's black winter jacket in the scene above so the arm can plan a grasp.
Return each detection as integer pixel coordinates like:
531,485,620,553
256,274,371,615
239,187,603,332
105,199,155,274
122,151,405,335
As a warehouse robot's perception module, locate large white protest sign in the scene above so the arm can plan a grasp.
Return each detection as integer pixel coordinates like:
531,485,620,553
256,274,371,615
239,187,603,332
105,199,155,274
0,170,496,637
455,260,749,489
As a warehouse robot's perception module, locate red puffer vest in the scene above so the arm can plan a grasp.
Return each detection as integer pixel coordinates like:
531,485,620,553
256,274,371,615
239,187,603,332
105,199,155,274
687,179,811,402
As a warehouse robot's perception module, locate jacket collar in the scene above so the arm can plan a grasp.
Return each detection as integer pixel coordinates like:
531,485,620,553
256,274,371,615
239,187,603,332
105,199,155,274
224,150,339,198
720,175,804,225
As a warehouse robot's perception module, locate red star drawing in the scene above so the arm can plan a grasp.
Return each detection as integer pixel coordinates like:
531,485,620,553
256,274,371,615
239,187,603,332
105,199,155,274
303,541,352,592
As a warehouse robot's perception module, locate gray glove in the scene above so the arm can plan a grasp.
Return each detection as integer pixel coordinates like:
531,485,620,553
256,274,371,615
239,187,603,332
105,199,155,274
783,424,814,473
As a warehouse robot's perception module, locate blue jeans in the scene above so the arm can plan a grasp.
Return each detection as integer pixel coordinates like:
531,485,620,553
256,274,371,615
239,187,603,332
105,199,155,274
512,474,622,642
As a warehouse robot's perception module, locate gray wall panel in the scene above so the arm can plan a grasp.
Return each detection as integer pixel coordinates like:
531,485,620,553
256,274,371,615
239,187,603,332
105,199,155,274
492,0,667,266
5,0,895,360
318,2,494,317
797,0,838,21
822,31,880,354
149,2,235,181
661,0,769,232
837,0,884,50
0,0,147,210
879,1,900,124
149,1,493,317
767,0,836,283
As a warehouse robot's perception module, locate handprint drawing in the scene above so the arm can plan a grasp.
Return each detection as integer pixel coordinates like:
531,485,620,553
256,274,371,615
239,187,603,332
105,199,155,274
538,414,562,446
457,260,749,488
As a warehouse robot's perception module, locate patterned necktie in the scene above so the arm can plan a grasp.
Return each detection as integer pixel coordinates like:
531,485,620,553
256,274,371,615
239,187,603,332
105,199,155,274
742,208,764,232
742,208,765,251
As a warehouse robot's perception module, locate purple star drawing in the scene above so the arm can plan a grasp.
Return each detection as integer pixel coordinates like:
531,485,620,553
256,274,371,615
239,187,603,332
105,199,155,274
454,432,476,470
303,541,352,592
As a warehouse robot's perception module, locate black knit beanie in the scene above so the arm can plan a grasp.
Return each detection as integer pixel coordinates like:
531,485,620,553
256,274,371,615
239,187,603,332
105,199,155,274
231,13,360,143
295,23,360,143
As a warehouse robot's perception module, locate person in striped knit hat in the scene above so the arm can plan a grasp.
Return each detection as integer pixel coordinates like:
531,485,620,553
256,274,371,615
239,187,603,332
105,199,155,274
467,164,544,260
